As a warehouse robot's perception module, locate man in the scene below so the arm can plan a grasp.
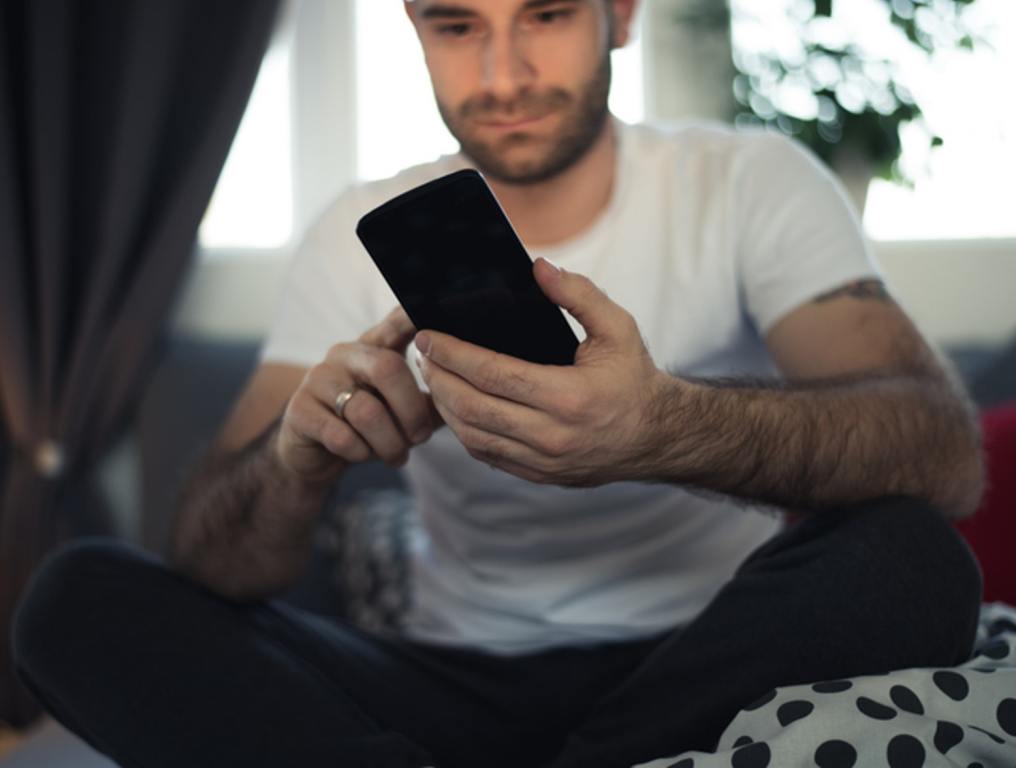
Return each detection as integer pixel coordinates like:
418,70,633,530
13,1,984,766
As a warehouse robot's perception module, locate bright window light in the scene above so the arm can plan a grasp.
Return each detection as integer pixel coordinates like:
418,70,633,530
198,29,293,250
354,0,644,182
863,0,1016,240
731,0,1016,241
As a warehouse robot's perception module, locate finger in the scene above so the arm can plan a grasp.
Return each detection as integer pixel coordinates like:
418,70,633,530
319,418,373,464
288,396,371,464
339,346,435,443
420,355,543,447
424,393,446,431
415,331,559,408
340,389,411,465
532,258,630,343
486,455,552,485
359,305,417,351
431,389,543,470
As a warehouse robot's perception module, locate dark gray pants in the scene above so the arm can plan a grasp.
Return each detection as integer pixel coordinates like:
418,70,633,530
12,496,982,768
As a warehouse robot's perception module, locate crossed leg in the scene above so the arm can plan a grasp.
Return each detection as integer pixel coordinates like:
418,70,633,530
545,497,982,768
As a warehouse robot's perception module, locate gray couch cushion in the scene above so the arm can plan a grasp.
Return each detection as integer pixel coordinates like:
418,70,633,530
136,335,264,556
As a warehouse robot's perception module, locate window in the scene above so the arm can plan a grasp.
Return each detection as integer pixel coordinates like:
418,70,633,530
354,0,644,182
731,0,1016,241
863,0,1016,240
197,11,294,250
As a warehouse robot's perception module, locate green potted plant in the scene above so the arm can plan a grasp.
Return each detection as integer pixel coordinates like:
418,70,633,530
730,0,986,213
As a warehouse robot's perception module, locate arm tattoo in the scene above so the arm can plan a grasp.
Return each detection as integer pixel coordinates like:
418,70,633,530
814,279,892,304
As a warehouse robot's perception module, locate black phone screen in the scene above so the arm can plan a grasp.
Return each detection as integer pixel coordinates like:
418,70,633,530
355,169,579,366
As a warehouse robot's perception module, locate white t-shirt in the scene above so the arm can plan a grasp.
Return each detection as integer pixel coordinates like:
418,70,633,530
260,117,881,654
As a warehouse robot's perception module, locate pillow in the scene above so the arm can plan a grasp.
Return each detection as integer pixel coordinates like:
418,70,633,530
633,602,1016,768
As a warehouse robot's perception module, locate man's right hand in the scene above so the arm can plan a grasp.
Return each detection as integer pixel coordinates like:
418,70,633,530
274,306,442,486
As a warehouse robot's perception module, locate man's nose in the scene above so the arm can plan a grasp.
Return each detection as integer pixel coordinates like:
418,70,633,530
480,30,536,104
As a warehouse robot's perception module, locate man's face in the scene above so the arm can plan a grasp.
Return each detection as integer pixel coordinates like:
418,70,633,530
407,0,626,185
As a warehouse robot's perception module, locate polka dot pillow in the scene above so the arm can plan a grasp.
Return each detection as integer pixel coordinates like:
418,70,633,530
634,602,1016,768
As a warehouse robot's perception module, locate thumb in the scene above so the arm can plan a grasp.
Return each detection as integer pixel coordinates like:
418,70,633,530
533,257,625,342
358,305,417,351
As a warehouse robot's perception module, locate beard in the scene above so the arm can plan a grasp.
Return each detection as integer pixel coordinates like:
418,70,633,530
435,52,612,185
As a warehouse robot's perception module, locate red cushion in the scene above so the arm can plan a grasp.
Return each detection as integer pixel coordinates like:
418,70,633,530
954,402,1016,605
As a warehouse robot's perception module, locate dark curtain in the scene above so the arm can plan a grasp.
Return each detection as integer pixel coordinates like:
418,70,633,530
0,0,281,727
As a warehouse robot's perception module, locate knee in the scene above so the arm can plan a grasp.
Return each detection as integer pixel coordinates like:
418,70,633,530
12,537,162,684
848,497,981,603
831,496,983,662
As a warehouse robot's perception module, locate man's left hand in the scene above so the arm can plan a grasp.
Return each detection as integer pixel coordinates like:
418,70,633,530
414,258,672,486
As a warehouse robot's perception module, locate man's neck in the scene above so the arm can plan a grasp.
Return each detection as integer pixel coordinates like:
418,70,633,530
484,117,617,249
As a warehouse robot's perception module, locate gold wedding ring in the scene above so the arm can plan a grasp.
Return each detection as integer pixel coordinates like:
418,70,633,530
333,388,356,419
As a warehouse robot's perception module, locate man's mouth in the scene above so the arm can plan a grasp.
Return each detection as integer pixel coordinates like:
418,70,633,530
474,110,554,130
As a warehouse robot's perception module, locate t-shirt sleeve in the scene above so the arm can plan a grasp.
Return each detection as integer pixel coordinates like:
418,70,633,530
259,194,396,368
731,131,883,336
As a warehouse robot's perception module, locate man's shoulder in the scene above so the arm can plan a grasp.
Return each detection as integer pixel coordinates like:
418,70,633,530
619,119,825,208
626,117,735,142
623,117,805,168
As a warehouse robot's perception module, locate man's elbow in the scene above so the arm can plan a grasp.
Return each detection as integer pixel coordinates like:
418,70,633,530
933,429,986,522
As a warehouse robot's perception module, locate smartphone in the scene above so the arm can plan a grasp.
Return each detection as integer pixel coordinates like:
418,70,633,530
355,169,579,366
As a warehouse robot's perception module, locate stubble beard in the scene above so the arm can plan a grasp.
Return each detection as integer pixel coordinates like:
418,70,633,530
435,52,612,186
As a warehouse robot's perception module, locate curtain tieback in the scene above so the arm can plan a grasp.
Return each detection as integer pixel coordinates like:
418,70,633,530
35,440,66,478
13,439,67,479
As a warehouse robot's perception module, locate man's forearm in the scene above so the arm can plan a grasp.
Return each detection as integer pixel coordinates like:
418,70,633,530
644,370,984,519
169,420,335,601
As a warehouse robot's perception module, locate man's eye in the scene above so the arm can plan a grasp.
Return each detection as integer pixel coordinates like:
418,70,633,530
531,8,574,25
436,22,474,37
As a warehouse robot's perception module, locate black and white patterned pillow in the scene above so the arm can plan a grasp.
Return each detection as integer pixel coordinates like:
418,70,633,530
634,602,1016,768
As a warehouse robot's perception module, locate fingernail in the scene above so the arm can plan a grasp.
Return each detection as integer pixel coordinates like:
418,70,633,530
541,257,563,274
415,332,432,356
